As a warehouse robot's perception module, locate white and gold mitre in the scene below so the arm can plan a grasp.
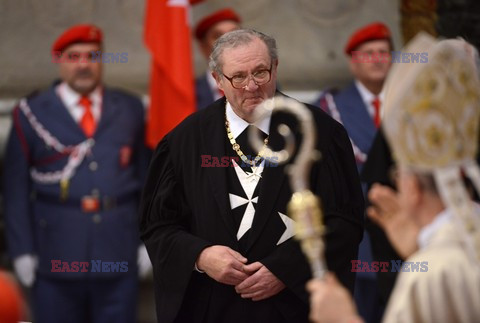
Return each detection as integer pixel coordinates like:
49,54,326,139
383,33,480,170
383,33,480,263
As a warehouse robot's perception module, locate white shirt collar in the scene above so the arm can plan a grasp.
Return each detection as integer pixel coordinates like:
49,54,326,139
56,82,102,123
354,80,385,118
225,100,271,139
417,208,452,249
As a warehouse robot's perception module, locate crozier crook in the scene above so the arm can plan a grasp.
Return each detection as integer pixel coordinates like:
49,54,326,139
249,96,326,278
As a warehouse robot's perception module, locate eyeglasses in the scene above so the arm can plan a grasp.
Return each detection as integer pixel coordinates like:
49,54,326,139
222,64,273,89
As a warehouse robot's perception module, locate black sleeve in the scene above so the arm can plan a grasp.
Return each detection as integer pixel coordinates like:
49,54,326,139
316,121,364,294
361,128,394,185
138,137,212,322
261,235,313,304
360,128,401,305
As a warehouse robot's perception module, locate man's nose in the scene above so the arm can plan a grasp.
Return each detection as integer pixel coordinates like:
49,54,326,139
77,57,90,67
242,77,259,91
74,53,94,67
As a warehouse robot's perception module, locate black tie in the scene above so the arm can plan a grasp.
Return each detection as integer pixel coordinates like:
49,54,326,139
235,125,268,171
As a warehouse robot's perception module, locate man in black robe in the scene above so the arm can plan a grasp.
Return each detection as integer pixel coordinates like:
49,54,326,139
139,29,364,323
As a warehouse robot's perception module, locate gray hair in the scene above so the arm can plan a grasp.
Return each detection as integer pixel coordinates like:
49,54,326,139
209,29,278,76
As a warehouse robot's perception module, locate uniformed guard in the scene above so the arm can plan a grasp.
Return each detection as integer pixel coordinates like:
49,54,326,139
3,24,150,323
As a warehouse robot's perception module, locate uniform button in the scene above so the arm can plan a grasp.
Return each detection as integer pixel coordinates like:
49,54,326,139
91,188,100,196
39,219,47,228
89,161,98,171
92,214,102,224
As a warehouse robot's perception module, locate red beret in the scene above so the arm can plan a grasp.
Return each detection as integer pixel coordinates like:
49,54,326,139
344,22,392,55
52,24,103,54
195,8,241,40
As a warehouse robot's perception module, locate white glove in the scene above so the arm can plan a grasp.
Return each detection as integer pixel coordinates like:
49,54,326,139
137,244,152,279
13,254,38,287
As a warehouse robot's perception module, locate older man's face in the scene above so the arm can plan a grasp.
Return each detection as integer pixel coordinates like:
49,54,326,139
59,43,102,95
215,37,277,122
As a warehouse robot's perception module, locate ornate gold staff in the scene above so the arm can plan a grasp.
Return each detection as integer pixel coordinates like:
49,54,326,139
249,96,326,278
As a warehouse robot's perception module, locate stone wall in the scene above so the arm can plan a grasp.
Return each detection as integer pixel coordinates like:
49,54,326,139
0,0,148,98
0,0,401,100
192,0,401,91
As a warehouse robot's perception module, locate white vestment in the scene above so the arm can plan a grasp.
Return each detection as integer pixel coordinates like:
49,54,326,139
383,209,480,323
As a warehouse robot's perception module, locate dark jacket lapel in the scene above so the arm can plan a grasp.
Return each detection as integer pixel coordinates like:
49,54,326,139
43,83,118,141
199,98,238,240
336,83,377,153
44,85,86,141
95,88,119,138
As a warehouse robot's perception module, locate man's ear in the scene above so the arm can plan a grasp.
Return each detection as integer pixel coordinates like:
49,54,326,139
212,72,224,91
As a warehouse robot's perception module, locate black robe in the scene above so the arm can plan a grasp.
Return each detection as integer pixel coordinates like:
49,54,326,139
360,129,402,308
139,96,364,323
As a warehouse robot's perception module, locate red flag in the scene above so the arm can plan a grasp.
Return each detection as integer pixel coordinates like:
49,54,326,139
144,0,196,148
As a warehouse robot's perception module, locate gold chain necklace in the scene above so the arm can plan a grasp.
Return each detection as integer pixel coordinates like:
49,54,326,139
225,110,269,167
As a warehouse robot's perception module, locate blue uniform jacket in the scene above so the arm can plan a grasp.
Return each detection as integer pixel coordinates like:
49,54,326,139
3,83,148,279
333,82,377,171
195,73,215,111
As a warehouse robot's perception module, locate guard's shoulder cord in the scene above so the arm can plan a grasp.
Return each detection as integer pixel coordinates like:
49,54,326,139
18,99,94,184
323,93,367,164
